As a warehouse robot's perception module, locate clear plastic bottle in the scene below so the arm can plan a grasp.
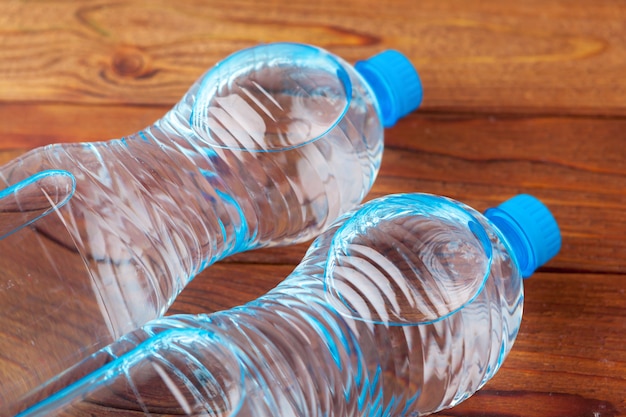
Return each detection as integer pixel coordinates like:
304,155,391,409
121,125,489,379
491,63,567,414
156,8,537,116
19,193,561,417
0,43,423,414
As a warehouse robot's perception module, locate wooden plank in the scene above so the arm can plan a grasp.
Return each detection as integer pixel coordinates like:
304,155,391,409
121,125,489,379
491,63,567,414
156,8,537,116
0,103,167,152
0,1,626,115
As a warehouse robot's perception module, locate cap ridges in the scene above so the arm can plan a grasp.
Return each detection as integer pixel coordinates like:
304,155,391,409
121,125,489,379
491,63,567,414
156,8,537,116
484,194,561,278
355,50,423,127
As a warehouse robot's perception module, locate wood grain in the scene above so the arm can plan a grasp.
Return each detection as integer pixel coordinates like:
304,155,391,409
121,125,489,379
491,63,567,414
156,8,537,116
1,0,625,416
0,0,626,115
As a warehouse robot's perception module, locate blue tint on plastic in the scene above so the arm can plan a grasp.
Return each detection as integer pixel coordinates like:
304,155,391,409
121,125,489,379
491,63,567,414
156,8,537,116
324,193,493,326
0,170,75,240
190,42,354,153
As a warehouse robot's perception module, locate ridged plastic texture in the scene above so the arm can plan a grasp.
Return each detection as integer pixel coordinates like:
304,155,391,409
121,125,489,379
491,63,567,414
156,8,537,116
0,42,405,415
484,194,562,278
355,50,423,127
19,193,543,417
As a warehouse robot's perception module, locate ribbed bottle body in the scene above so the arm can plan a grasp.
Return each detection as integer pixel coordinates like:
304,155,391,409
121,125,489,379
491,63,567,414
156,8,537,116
21,195,524,417
0,137,242,414
0,43,384,415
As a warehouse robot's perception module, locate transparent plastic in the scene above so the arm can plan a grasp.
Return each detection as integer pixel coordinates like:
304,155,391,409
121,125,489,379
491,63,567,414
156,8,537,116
0,43,422,415
19,193,561,417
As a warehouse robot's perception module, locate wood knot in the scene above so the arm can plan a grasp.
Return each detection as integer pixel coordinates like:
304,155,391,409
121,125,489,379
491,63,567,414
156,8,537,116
110,47,154,79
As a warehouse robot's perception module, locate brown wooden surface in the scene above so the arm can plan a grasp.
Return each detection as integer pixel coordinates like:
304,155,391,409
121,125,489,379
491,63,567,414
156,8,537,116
1,0,624,416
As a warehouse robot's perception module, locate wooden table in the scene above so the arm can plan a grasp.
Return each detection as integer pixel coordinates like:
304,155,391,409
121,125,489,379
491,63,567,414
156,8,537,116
1,1,624,416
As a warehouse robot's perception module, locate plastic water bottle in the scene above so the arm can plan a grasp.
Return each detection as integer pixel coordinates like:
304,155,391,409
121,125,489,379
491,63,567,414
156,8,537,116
0,42,423,415
20,193,561,417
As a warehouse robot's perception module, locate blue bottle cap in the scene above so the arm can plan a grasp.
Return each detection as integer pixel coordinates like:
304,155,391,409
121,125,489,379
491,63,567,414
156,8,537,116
484,194,561,278
355,50,423,128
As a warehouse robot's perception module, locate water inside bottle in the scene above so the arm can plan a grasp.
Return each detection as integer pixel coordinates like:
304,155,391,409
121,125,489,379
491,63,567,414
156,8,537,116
325,194,493,325
191,43,351,152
